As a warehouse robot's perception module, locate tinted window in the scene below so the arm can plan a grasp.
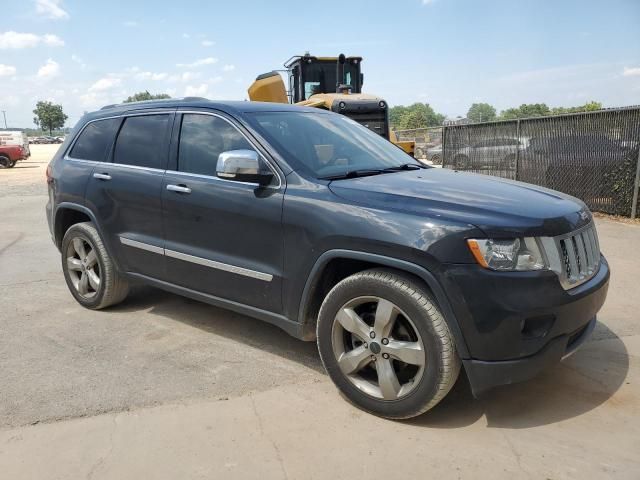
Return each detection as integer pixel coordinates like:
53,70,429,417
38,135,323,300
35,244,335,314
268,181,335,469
113,114,169,169
69,118,120,161
178,114,252,176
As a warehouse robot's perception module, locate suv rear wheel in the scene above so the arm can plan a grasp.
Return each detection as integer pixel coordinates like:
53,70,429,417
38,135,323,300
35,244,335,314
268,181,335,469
61,222,129,309
317,268,460,419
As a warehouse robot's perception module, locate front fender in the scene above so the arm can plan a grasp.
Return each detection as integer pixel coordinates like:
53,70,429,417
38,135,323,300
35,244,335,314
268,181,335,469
297,249,470,359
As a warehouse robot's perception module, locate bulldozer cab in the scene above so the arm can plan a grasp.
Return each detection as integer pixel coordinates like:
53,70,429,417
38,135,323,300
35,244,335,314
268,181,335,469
286,53,363,102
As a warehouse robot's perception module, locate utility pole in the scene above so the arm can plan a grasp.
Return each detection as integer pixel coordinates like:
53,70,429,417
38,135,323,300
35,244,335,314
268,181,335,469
1,111,7,129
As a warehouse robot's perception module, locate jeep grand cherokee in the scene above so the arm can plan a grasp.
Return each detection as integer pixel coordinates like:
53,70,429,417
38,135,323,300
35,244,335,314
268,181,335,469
46,99,609,418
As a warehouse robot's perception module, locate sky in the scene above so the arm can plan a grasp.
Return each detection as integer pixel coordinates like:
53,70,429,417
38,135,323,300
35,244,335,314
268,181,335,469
0,0,639,128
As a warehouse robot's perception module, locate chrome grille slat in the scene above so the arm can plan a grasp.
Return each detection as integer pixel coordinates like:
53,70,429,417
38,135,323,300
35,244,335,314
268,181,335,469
554,222,600,290
575,234,588,276
582,231,593,269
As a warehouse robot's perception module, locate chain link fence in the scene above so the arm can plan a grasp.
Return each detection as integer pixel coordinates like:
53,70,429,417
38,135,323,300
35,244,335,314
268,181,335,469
441,107,640,217
393,127,443,163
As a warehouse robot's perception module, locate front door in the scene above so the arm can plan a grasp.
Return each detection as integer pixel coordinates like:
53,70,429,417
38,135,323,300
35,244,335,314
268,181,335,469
161,111,284,313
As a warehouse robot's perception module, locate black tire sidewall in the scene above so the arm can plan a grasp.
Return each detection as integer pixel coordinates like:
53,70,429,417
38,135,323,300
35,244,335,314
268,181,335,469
317,272,450,419
61,224,108,309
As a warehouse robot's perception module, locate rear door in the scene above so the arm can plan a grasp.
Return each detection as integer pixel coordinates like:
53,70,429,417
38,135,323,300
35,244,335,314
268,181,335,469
161,110,285,313
58,117,121,209
84,111,174,279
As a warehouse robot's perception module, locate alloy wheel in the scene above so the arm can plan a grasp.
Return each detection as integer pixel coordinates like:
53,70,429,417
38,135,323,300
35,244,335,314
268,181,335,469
331,296,426,401
65,237,101,299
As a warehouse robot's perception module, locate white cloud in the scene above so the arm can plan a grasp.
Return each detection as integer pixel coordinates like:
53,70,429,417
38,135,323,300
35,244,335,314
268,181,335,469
123,20,139,27
422,0,436,4
135,71,168,81
35,0,69,20
0,64,17,77
222,64,235,72
176,57,218,68
89,77,122,92
623,66,640,77
201,40,215,47
184,84,209,97
0,31,64,49
71,54,86,69
182,72,199,82
182,33,190,39
37,59,60,78
43,34,64,46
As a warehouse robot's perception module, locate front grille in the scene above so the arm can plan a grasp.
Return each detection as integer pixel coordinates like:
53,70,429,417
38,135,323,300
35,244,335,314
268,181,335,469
556,222,600,290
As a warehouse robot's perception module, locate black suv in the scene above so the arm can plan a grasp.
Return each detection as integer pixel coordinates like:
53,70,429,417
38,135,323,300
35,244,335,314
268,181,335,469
46,99,609,419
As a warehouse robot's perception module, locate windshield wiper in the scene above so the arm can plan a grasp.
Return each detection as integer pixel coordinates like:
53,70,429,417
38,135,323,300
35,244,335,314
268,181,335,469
382,162,427,172
319,169,388,181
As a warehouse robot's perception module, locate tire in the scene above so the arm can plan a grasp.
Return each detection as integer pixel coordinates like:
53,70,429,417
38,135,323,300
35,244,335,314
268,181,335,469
317,268,461,419
0,155,10,168
454,154,469,170
61,222,129,309
502,154,516,170
8,160,17,168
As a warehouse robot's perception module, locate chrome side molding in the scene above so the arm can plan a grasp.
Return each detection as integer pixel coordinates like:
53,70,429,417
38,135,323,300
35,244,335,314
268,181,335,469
119,236,273,282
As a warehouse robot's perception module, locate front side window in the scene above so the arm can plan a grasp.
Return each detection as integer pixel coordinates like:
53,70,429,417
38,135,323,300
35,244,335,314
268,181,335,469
69,118,120,161
178,114,253,176
113,114,169,169
247,112,420,179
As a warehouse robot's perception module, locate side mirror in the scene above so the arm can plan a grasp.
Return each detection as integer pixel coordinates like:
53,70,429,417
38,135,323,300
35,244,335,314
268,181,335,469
216,150,274,185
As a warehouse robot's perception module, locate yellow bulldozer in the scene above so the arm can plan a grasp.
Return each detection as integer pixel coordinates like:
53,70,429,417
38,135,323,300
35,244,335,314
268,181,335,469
248,53,415,156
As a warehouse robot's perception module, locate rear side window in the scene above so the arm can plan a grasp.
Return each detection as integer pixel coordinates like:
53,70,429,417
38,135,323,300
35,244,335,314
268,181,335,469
69,118,120,161
113,114,170,169
178,114,253,176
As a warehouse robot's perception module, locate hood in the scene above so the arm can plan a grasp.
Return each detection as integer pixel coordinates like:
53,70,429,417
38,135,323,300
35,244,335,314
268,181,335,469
328,168,590,237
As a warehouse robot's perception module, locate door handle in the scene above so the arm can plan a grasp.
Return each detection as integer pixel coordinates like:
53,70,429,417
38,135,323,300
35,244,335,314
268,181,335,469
93,172,111,181
166,184,192,194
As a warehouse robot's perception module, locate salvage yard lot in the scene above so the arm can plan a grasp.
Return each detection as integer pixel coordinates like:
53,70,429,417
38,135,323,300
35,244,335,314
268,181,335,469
0,145,638,479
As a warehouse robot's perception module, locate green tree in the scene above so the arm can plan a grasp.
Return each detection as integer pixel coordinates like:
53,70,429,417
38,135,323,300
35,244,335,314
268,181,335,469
467,103,497,123
500,103,551,120
550,101,603,115
124,90,171,103
389,103,445,129
32,101,68,135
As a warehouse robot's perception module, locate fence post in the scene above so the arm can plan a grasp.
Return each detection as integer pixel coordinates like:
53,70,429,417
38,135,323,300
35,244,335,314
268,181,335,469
442,125,447,167
631,147,640,219
515,119,521,181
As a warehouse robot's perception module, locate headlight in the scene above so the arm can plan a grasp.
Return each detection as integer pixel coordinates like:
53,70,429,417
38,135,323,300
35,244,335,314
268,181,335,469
467,238,548,271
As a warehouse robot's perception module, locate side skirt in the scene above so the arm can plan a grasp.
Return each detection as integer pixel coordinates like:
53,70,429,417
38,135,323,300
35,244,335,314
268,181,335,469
126,272,305,340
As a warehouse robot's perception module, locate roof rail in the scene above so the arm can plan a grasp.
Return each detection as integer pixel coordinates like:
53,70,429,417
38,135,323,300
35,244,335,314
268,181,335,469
99,97,209,111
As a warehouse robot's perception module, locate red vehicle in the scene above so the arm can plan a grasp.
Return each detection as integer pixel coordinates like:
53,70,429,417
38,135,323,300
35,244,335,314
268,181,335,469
0,144,28,168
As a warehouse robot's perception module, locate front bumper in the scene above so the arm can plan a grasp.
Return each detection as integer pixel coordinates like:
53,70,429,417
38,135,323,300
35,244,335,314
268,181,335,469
441,256,609,396
463,316,596,396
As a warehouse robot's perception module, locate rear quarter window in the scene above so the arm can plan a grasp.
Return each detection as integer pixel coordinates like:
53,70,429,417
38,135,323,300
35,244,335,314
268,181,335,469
69,118,120,161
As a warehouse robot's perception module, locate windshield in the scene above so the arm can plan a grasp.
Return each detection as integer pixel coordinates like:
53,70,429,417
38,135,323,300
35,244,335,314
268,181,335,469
301,62,359,99
247,112,421,179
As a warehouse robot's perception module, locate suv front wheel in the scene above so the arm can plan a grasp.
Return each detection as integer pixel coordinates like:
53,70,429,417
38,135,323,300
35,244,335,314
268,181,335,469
317,268,460,419
61,222,129,309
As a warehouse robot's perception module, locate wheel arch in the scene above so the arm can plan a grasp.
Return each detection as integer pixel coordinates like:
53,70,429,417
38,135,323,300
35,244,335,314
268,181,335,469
297,249,470,358
54,202,125,274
